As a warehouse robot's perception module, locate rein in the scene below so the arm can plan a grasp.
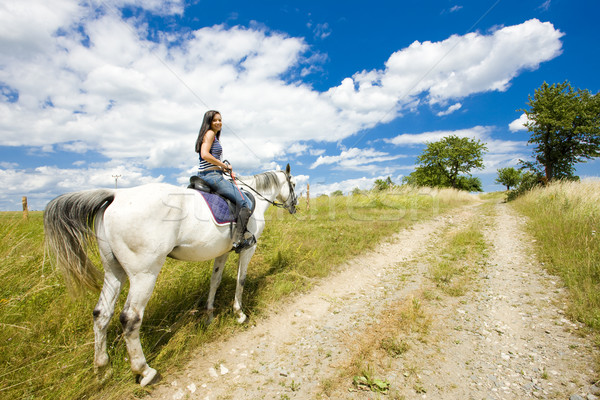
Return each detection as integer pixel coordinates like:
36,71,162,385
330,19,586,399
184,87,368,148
224,161,247,205
225,170,296,211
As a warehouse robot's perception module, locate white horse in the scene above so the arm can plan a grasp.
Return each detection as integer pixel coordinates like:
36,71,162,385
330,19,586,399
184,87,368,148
43,165,297,386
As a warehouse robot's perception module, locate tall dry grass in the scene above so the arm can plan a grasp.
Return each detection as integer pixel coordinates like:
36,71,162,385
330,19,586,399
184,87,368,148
0,186,476,400
513,179,600,329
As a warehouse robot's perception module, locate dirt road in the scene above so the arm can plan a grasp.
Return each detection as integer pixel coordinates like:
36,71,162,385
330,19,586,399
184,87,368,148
149,201,598,400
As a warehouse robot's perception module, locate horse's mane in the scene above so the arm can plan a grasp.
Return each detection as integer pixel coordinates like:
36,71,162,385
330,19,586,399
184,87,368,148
253,171,282,192
238,171,282,192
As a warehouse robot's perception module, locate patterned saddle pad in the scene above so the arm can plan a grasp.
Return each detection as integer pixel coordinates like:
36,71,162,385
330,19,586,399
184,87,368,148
199,192,236,225
188,176,255,225
197,191,255,226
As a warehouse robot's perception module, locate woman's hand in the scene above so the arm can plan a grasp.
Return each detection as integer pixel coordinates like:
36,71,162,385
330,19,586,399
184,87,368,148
221,161,232,171
222,163,234,177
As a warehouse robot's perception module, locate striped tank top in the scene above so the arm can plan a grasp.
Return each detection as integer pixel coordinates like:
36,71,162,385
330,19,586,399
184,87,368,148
198,138,223,171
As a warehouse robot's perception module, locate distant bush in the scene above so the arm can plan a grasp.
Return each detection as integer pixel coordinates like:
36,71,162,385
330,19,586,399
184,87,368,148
373,177,395,191
506,171,544,201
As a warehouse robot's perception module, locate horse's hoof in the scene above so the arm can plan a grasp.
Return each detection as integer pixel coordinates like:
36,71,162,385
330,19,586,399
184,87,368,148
205,311,215,325
236,313,247,324
94,364,113,383
139,367,160,387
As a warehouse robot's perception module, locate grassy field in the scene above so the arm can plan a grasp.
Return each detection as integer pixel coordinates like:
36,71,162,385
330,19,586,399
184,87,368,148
0,186,475,400
512,179,600,330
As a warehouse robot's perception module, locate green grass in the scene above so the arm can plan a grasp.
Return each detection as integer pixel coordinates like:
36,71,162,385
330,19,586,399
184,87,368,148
512,180,600,329
427,199,491,297
428,223,488,297
0,187,475,400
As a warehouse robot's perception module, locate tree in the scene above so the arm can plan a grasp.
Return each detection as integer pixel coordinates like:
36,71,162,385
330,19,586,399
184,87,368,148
404,135,487,191
402,165,448,187
495,167,522,191
456,176,483,192
373,177,394,191
521,81,600,181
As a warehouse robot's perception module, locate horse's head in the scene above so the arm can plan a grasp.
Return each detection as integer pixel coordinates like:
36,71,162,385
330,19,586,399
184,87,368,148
242,166,297,213
276,164,297,214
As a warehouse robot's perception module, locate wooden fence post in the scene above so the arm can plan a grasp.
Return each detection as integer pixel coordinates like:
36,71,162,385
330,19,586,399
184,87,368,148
22,196,29,219
306,183,310,212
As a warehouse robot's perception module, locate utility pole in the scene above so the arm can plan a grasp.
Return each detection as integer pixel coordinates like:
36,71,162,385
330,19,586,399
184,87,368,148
112,174,122,188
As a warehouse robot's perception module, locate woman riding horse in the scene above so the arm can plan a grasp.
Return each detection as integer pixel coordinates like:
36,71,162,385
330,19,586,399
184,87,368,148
195,110,253,252
44,164,297,387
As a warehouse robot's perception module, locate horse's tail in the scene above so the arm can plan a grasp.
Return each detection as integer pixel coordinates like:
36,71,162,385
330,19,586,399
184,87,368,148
43,189,115,295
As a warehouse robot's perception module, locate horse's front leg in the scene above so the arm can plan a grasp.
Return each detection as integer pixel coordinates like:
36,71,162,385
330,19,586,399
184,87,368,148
234,245,257,324
206,253,229,323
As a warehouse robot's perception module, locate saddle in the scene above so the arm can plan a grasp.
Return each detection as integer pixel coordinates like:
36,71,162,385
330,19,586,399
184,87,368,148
187,176,255,226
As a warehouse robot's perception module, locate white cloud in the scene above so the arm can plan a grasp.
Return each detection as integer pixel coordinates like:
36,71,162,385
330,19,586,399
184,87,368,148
509,113,530,132
480,137,529,173
436,102,462,116
313,23,331,40
288,143,309,155
0,0,83,59
306,176,388,196
481,152,527,174
310,147,405,171
323,19,562,129
60,141,92,154
386,126,491,146
539,0,552,11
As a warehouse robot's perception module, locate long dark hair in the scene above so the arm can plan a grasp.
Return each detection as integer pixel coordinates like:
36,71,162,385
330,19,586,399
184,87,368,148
195,110,221,153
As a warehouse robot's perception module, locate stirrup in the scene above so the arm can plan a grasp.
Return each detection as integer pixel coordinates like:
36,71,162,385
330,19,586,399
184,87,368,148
233,234,256,253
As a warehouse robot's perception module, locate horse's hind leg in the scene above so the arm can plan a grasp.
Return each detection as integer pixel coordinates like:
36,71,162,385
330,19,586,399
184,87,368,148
120,272,160,387
93,251,126,381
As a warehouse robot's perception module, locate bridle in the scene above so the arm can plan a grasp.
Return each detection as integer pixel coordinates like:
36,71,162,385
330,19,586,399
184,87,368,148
280,172,298,213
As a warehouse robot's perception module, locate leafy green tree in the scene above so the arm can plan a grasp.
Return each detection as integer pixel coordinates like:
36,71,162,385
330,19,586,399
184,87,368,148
331,190,344,197
521,81,600,181
495,167,522,190
456,176,483,192
404,135,487,191
373,177,394,191
402,165,447,187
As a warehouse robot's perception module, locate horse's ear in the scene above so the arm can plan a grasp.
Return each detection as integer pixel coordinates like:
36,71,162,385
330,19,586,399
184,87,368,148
285,163,291,175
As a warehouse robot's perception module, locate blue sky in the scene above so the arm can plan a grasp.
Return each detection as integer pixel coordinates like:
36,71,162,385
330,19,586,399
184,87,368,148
1,0,599,210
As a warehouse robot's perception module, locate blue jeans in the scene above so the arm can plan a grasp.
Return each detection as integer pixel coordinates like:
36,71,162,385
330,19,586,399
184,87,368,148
197,170,249,209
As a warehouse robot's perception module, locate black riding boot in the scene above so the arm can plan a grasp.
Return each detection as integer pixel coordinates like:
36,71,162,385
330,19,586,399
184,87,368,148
232,206,255,253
